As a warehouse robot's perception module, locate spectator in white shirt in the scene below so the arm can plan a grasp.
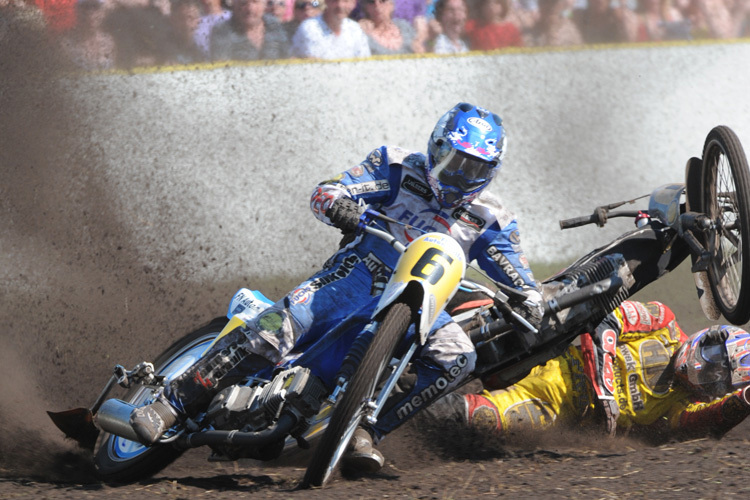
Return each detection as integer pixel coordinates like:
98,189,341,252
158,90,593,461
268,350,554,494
291,0,371,58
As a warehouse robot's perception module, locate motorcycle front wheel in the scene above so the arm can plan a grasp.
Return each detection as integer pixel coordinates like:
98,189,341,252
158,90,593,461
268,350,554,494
302,302,412,488
93,317,227,483
700,126,750,325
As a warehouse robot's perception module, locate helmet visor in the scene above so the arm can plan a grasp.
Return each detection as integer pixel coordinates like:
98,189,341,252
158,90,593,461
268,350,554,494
434,148,497,193
683,340,731,396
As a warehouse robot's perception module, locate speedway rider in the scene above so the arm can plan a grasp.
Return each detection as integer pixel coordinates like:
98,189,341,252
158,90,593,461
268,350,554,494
427,300,750,441
129,102,544,472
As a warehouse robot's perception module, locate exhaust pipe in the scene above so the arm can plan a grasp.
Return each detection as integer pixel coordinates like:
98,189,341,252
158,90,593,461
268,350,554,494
96,399,299,450
178,412,297,448
95,399,141,442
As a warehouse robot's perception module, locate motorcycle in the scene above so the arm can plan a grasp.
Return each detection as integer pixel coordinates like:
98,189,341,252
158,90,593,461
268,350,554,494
48,125,750,487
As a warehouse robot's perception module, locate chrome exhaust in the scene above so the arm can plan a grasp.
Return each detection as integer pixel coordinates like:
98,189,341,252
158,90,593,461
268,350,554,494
95,399,141,442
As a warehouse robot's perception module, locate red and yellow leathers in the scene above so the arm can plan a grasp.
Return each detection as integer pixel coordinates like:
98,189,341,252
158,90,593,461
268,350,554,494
463,301,750,439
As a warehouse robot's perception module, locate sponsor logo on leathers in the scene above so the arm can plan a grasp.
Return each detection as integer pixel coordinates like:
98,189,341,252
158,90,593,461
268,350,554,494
308,254,361,291
451,207,486,231
397,208,451,242
395,355,469,420
401,175,433,201
486,246,525,287
348,180,390,195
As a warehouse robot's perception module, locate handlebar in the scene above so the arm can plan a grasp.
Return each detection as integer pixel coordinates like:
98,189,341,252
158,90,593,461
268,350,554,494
468,276,624,344
558,193,650,230
559,209,643,230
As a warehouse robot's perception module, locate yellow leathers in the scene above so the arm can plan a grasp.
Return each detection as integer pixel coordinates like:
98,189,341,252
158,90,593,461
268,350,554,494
465,301,750,439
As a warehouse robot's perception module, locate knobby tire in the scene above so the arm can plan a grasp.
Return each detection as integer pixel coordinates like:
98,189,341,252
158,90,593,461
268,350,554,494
701,126,750,324
302,302,413,488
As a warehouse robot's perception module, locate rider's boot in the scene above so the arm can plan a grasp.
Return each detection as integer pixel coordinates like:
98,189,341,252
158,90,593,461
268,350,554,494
356,352,474,462
341,426,385,473
129,395,180,445
338,365,422,474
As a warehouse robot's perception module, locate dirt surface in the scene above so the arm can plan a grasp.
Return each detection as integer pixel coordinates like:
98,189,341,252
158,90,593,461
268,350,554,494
3,30,750,500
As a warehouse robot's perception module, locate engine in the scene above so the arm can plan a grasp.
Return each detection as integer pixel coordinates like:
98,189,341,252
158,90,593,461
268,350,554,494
204,366,328,459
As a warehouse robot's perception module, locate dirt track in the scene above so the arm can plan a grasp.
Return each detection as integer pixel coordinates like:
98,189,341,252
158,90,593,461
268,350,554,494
3,28,750,499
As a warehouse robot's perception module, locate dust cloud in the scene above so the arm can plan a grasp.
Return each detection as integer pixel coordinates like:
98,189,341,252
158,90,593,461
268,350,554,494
0,19,208,479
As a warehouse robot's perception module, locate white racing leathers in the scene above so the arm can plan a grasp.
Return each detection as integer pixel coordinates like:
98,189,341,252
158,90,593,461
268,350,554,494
166,146,540,439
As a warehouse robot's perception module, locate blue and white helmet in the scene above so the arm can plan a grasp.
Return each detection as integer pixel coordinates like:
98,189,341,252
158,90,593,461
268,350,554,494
425,103,506,209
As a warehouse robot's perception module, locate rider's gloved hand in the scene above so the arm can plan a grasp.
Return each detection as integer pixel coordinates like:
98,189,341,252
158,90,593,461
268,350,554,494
326,197,365,233
512,288,544,331
514,300,543,330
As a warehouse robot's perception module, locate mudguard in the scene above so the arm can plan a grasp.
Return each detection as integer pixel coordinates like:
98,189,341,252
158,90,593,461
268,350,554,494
373,232,466,344
648,183,684,229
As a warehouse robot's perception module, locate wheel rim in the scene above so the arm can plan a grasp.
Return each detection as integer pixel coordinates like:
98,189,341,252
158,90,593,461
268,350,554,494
707,140,744,311
104,334,216,462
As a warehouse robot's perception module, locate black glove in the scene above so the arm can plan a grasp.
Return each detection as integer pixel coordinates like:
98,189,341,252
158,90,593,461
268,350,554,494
325,197,365,233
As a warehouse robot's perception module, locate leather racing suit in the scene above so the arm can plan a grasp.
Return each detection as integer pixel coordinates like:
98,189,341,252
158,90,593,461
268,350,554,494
446,301,750,440
165,145,541,439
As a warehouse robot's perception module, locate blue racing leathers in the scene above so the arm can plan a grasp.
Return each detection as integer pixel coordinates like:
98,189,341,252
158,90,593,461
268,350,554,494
309,146,540,438
165,146,540,439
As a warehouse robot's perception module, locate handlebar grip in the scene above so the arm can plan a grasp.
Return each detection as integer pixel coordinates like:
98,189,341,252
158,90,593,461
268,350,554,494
559,214,598,230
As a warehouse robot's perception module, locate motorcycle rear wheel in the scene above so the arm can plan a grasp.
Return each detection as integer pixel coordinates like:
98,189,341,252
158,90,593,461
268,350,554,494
93,317,227,483
700,126,750,324
302,303,412,488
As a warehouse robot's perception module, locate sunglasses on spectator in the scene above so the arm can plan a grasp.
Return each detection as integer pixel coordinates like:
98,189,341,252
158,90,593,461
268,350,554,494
268,0,286,6
294,0,320,8
364,0,389,4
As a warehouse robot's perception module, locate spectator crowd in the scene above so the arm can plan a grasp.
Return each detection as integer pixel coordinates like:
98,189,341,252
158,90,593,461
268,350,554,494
2,0,749,70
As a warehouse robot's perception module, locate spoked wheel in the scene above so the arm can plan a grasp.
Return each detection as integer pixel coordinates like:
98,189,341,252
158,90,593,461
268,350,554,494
700,126,750,325
302,303,412,488
93,317,228,482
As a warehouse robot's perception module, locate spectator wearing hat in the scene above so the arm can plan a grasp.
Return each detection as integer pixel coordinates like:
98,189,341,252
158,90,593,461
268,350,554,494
291,0,370,58
210,0,290,60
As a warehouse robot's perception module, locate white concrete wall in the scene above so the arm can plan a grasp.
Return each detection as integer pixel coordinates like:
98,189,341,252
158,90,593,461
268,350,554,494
16,41,750,286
